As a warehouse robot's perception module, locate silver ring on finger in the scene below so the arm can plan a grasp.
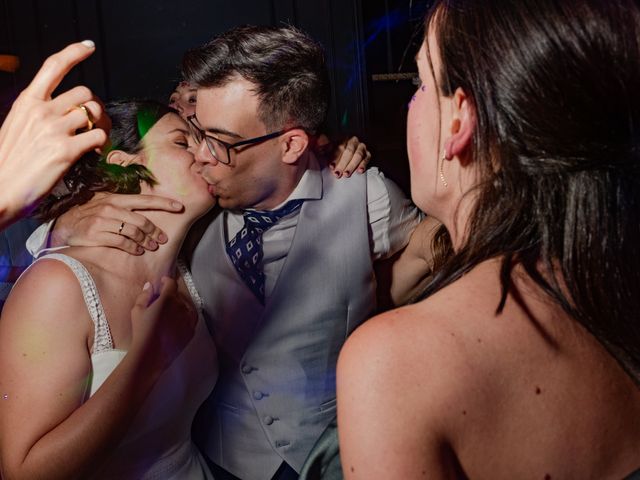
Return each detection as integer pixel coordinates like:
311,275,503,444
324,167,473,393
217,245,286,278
117,221,125,235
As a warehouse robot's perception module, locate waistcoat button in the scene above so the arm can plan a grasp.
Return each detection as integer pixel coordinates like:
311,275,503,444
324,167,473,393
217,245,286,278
241,364,253,374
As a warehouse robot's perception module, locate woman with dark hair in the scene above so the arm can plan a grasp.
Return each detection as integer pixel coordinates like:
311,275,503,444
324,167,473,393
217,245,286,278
337,0,640,478
0,100,218,479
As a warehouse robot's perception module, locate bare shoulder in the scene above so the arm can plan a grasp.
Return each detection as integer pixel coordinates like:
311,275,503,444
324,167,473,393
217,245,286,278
343,259,503,371
1,257,92,339
339,260,640,478
339,298,479,409
339,259,508,425
337,269,504,478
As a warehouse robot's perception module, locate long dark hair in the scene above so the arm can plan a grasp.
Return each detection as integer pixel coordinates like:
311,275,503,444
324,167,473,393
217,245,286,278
420,0,640,377
38,100,174,221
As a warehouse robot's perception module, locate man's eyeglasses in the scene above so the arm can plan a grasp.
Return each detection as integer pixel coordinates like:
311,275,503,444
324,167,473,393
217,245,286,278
187,114,288,165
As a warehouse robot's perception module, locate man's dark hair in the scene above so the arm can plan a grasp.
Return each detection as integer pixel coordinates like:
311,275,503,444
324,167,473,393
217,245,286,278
182,25,330,134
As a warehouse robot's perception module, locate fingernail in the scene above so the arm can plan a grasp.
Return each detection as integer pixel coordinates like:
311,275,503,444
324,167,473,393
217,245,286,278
158,233,168,243
148,240,158,250
334,170,342,178
344,170,351,177
358,167,365,173
171,201,182,209
143,281,152,291
81,40,95,48
136,246,144,255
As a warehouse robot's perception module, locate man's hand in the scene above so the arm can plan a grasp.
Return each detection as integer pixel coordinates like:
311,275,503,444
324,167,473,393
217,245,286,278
0,41,111,230
51,193,184,255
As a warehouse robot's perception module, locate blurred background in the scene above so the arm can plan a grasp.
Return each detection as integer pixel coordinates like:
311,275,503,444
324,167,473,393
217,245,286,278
0,0,429,193
0,0,430,311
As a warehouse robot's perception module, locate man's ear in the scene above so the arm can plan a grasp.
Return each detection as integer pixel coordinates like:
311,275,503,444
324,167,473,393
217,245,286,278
281,128,309,165
105,149,139,166
444,87,476,160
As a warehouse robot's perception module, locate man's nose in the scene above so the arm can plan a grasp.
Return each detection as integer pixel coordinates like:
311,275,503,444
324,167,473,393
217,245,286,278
194,141,218,166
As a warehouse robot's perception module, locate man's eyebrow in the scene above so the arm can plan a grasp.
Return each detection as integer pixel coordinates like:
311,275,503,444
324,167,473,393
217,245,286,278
191,115,244,139
204,126,243,140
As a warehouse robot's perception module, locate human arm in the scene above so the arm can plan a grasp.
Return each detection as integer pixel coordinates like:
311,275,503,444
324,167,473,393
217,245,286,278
0,264,195,480
35,192,184,256
365,169,432,308
375,215,442,308
0,42,109,231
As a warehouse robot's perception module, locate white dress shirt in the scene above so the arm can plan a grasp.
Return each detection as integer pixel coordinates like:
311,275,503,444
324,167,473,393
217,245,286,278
224,157,421,297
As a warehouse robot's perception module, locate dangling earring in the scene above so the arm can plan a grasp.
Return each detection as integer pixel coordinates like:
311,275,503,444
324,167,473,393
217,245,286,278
439,149,449,188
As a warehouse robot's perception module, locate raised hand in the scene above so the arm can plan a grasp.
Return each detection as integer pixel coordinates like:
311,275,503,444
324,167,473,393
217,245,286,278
0,41,110,230
130,277,198,373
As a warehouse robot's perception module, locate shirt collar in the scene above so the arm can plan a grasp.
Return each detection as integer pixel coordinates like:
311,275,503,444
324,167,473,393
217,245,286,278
271,152,323,209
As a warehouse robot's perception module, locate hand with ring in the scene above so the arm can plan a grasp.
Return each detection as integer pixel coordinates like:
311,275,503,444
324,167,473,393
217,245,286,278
72,104,95,132
0,41,111,231
49,192,184,256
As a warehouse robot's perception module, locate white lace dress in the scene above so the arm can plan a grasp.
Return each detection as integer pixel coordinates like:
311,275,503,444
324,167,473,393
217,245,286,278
39,253,218,479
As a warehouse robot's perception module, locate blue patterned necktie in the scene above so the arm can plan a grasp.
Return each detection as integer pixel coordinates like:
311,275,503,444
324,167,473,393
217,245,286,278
226,200,303,304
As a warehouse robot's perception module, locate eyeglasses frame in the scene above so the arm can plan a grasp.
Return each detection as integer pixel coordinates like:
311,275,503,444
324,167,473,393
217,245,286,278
187,114,292,165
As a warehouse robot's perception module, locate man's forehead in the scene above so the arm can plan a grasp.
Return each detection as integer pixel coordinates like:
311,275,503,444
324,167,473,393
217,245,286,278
194,82,266,137
197,79,258,101
196,81,259,118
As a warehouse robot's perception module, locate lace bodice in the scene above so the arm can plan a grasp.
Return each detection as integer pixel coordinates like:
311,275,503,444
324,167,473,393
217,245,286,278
33,253,217,479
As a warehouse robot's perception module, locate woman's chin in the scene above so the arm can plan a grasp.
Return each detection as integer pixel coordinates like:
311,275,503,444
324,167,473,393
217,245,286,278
186,197,217,218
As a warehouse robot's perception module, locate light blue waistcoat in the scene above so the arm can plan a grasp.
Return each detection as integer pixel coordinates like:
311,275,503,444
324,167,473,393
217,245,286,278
191,167,375,480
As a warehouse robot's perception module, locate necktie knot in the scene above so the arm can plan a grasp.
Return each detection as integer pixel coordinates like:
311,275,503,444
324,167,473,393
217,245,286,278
242,199,303,232
227,199,304,304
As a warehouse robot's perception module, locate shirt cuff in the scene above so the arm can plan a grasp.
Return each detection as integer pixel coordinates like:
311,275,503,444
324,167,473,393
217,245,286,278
26,220,68,258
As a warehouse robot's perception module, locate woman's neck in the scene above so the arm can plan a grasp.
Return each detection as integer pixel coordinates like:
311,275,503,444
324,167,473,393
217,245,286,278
437,191,477,252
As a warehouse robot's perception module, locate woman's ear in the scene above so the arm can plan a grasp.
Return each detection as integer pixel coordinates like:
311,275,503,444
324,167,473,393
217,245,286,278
281,128,309,165
444,87,476,160
105,149,139,166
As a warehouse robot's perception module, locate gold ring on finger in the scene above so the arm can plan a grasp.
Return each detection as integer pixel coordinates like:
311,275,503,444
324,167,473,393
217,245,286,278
76,104,94,131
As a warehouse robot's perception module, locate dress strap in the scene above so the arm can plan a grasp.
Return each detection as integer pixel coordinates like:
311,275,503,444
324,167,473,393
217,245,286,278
177,259,204,313
38,253,114,353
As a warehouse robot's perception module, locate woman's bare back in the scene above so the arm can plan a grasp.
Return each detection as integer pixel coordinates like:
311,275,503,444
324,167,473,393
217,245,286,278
338,259,640,479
